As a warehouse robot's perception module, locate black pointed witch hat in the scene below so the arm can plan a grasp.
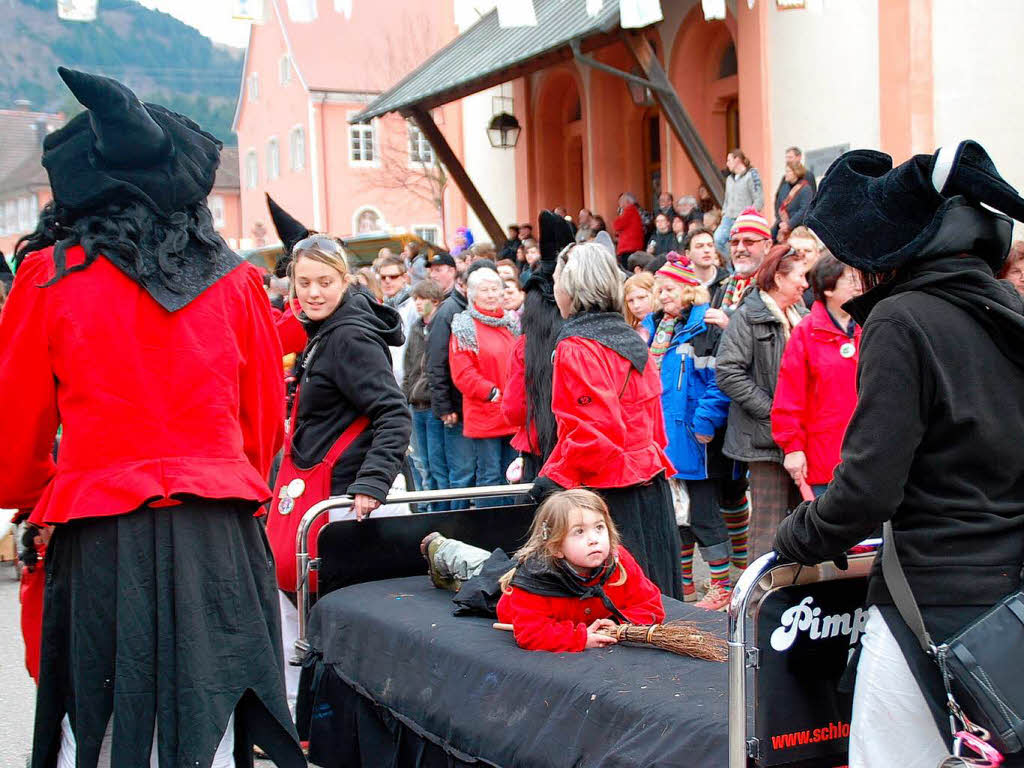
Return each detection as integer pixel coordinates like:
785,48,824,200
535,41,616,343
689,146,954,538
524,210,575,298
42,67,222,217
265,194,312,277
806,139,1024,273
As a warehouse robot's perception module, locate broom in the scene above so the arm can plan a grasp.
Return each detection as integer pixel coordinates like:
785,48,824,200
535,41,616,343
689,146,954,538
493,620,727,662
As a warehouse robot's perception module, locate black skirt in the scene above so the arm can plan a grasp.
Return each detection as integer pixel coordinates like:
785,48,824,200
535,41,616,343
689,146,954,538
597,473,683,600
32,499,306,768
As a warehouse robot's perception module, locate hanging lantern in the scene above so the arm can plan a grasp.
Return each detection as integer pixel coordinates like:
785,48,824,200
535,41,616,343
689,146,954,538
487,112,521,149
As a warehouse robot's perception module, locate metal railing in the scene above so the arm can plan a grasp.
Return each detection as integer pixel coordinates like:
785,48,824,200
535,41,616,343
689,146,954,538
293,484,534,658
727,540,881,768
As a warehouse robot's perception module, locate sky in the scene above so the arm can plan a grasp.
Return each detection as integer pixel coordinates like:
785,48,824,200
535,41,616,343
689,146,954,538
135,0,253,48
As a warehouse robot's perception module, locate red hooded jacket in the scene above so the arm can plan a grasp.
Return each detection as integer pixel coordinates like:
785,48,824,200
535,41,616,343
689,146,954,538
541,336,675,489
612,204,645,255
0,246,285,524
448,307,518,438
771,301,861,485
496,546,665,652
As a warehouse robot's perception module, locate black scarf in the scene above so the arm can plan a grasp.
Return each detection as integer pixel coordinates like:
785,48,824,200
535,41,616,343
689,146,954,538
510,554,629,623
556,310,649,372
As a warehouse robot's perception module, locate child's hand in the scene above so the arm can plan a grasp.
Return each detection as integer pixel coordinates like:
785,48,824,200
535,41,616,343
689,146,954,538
584,619,618,649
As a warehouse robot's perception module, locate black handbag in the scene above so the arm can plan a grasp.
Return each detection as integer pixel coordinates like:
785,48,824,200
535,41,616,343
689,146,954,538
882,521,1024,756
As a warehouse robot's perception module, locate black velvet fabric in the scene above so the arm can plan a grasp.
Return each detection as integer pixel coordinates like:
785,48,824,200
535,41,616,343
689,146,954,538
302,576,728,768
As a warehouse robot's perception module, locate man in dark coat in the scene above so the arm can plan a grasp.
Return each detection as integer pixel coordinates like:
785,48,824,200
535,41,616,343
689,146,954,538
774,140,1024,766
0,67,304,768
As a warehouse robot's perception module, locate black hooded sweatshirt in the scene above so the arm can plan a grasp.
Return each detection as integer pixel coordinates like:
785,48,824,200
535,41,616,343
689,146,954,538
775,207,1024,625
291,287,411,502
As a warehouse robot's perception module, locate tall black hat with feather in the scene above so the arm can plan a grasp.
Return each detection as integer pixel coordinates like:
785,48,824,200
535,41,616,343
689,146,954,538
521,211,576,466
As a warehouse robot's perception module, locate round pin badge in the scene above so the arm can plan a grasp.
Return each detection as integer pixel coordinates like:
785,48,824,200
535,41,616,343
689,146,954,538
279,496,294,515
840,342,856,359
287,478,306,498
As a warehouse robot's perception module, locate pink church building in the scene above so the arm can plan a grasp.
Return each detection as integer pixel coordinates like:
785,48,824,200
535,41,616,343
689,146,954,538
232,0,470,250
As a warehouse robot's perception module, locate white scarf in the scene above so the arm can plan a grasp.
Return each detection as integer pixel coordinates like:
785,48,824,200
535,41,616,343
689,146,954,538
759,290,804,341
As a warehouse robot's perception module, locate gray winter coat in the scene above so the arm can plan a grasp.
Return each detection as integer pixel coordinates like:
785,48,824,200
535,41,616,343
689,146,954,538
716,289,808,463
722,167,765,219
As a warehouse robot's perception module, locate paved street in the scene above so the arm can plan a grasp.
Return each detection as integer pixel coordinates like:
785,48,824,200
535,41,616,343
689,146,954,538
0,566,34,768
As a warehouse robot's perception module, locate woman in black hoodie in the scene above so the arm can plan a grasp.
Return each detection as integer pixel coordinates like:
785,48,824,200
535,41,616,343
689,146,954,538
774,142,1024,767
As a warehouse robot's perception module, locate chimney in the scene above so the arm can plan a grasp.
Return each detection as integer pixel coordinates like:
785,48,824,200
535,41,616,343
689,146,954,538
34,118,49,148
14,99,32,111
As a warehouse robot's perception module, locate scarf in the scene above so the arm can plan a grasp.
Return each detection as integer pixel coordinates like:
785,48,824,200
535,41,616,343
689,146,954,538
720,275,754,311
383,284,412,309
649,314,678,370
779,179,809,219
759,290,805,340
556,310,650,372
450,304,520,353
510,554,630,624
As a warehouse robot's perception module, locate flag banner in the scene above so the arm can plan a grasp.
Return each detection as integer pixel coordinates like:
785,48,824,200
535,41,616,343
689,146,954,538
496,0,537,27
619,0,662,29
57,0,98,22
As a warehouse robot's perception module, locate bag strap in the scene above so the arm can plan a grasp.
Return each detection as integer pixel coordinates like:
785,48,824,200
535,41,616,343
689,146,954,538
881,520,935,654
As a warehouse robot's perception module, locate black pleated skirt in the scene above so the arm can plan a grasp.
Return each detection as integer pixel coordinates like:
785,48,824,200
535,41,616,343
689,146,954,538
32,499,306,768
597,473,683,600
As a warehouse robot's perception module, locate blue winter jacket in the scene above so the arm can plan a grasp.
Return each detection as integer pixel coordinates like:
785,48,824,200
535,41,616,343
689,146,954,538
643,304,731,480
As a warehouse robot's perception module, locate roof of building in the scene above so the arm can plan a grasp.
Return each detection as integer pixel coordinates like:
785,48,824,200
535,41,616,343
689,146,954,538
354,0,621,122
0,109,63,185
214,147,240,191
0,151,48,198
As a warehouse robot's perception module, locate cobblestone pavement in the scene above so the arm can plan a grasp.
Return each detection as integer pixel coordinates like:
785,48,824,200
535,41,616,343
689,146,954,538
0,567,34,768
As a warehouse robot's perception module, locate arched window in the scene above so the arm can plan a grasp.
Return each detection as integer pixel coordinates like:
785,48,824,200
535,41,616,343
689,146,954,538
266,138,280,180
289,126,306,171
353,206,385,234
245,150,259,188
719,43,737,79
278,55,291,85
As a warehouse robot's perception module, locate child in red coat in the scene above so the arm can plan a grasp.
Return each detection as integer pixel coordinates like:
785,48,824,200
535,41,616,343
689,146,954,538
423,489,665,653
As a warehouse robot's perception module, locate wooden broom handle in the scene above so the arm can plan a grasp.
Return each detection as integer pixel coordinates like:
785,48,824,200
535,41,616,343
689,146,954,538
493,622,514,631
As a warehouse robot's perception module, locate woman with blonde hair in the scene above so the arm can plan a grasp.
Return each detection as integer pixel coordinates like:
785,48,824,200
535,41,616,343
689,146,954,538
623,272,657,340
644,256,734,610
265,235,411,709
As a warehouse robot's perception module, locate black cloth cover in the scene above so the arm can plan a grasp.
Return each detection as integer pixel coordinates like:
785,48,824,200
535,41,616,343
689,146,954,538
303,576,727,768
33,500,304,768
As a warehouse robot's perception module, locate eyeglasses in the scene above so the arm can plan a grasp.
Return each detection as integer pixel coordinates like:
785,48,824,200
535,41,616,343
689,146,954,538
730,237,767,248
379,272,405,281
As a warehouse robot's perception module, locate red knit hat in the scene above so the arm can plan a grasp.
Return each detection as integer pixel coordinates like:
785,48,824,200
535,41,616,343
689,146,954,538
730,207,771,240
655,252,701,286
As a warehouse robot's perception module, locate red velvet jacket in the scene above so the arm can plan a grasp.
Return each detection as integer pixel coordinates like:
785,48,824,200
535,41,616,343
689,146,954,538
613,204,645,255
771,301,861,485
501,335,538,453
272,299,307,355
496,546,665,652
0,247,285,524
541,336,675,489
448,308,517,438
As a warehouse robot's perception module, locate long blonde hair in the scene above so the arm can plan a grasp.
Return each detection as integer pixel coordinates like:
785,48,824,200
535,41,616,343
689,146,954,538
287,234,351,305
499,489,625,590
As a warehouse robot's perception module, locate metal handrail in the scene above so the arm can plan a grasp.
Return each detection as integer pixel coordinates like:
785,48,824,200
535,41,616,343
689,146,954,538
293,484,534,657
726,540,881,768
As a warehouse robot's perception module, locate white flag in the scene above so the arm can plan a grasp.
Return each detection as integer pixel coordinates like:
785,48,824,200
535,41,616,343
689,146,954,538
57,0,98,22
231,0,265,21
619,0,662,29
334,0,352,19
701,0,725,21
496,0,537,27
286,0,317,22
586,0,603,16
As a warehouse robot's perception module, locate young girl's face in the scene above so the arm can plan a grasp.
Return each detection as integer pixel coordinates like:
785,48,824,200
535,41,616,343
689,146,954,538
554,507,611,572
625,288,652,320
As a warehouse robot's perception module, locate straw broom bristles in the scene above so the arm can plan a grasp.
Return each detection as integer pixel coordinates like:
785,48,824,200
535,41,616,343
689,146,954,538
597,621,728,662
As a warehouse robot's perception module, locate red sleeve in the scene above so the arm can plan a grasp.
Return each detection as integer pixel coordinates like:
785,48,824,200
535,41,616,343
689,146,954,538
238,266,286,482
274,299,307,356
614,547,666,625
612,209,629,235
542,341,628,488
449,334,497,401
501,335,527,428
497,587,588,652
0,253,59,510
771,319,811,455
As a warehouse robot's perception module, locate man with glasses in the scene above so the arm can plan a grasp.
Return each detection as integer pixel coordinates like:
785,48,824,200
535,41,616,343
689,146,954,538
705,207,773,331
379,255,417,384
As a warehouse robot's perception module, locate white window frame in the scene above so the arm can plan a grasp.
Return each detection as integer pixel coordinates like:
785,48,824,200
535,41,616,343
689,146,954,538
3,200,16,235
248,72,260,102
245,150,259,188
352,205,386,234
208,194,226,228
266,137,280,181
289,125,306,171
407,122,435,167
412,225,440,244
347,112,377,167
278,54,291,85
